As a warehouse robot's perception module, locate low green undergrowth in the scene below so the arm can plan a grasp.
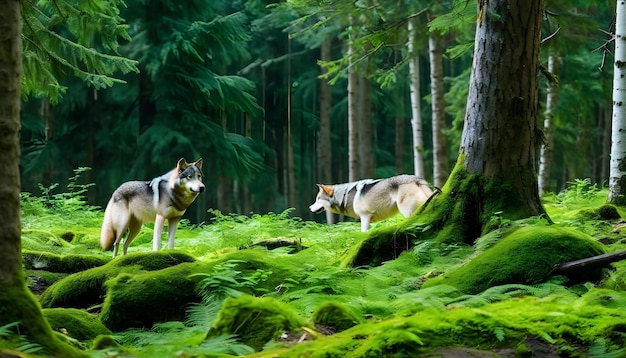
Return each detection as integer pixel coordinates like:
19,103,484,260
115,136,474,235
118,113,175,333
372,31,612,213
8,176,626,357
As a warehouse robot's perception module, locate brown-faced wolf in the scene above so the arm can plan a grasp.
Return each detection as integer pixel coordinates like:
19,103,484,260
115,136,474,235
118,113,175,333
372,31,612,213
309,175,432,232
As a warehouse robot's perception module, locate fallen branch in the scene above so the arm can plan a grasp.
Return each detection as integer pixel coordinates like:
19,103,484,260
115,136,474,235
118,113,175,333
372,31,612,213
551,250,626,275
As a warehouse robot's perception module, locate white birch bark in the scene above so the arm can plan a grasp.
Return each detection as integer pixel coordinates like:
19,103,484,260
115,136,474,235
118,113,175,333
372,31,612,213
408,17,425,178
538,55,558,196
609,1,626,204
429,33,448,187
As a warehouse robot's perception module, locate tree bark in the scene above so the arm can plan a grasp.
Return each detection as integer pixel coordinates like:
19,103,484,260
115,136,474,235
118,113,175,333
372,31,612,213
408,17,425,178
317,38,334,224
0,2,82,356
317,38,332,185
358,58,375,178
286,36,297,209
609,0,626,205
347,16,359,182
417,0,547,244
552,250,626,275
538,55,559,196
429,32,448,187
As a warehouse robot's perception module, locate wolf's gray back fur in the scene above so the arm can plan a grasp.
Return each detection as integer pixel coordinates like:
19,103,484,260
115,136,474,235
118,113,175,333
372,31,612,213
100,158,204,257
310,174,433,231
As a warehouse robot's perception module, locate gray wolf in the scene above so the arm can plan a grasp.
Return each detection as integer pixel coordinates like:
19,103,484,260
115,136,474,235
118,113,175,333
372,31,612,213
309,175,433,232
100,158,205,257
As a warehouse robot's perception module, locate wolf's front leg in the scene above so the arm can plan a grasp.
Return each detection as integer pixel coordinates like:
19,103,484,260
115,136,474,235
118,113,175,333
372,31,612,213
167,218,180,249
360,215,371,232
153,215,166,251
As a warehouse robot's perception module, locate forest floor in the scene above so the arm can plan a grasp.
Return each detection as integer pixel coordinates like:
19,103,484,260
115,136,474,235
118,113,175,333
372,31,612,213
8,180,626,357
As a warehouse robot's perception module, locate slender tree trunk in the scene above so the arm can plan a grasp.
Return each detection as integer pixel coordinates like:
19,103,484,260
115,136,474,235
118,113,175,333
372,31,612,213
41,98,54,184
420,0,547,244
318,38,334,224
408,17,425,177
243,113,252,214
609,0,626,205
348,16,359,182
429,32,448,186
317,38,332,184
358,57,375,178
0,3,82,356
602,107,611,182
217,112,232,212
286,36,297,208
395,108,405,174
538,55,559,196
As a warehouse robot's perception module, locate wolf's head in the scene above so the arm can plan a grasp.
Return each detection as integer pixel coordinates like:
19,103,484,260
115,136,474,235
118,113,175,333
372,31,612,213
309,184,334,214
173,158,205,194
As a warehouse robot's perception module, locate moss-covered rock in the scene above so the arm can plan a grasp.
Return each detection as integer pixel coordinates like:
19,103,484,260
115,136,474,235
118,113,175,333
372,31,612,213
311,301,363,333
206,295,309,351
423,226,606,294
39,251,195,309
43,308,111,342
342,231,416,267
23,250,109,273
256,289,626,357
91,335,121,350
99,261,207,331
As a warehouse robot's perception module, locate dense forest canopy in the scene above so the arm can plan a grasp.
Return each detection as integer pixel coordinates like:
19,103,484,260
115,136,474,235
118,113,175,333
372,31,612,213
18,0,614,224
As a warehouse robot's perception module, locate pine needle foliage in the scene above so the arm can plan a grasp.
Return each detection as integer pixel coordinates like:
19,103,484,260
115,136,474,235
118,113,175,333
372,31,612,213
20,0,138,101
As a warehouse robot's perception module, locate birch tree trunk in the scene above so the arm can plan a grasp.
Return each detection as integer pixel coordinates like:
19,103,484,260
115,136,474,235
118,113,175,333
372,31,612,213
0,3,81,356
429,32,448,187
347,16,359,182
415,0,547,244
408,17,425,177
609,0,626,205
538,55,559,196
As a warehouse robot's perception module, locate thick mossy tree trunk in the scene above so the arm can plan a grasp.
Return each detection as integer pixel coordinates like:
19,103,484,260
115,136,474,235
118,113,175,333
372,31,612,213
422,0,548,244
0,3,83,357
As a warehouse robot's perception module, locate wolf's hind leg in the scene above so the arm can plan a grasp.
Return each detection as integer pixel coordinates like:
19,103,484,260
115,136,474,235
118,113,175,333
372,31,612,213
123,217,143,255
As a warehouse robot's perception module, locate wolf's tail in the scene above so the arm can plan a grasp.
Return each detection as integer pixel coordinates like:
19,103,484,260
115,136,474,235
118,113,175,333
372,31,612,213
100,205,115,250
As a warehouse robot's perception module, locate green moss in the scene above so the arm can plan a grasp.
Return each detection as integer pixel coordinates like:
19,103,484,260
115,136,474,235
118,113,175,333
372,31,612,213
423,226,606,294
39,251,196,309
597,204,621,220
257,289,626,357
311,301,363,332
111,250,195,270
99,261,207,331
352,328,425,357
0,283,86,357
43,308,111,342
207,295,309,351
91,335,121,350
23,250,109,273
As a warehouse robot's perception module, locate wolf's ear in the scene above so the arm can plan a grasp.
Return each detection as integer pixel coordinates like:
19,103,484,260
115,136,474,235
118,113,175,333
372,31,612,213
317,184,334,196
177,158,190,172
193,158,203,170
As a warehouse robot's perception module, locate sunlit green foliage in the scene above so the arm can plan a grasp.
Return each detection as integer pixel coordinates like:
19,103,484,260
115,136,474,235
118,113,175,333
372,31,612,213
21,0,138,101
14,178,626,356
